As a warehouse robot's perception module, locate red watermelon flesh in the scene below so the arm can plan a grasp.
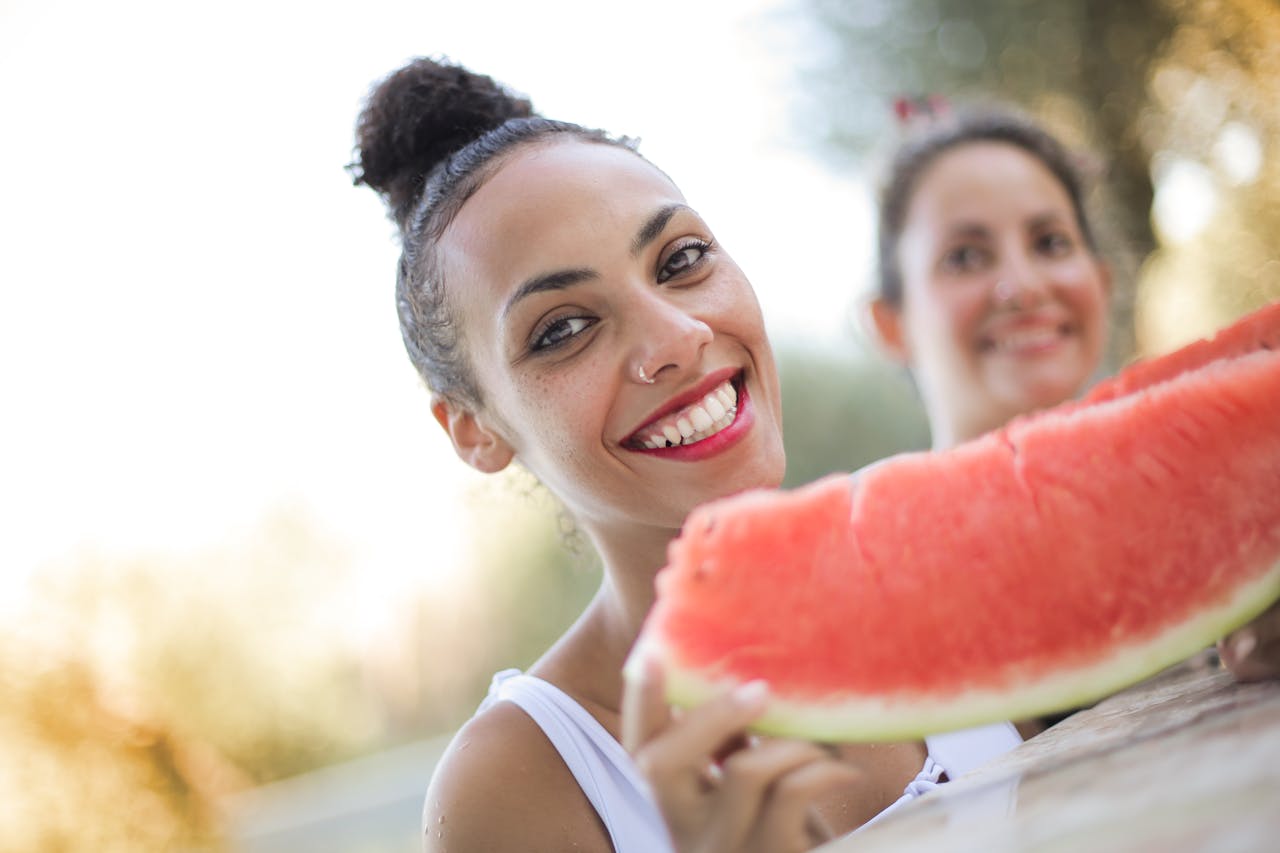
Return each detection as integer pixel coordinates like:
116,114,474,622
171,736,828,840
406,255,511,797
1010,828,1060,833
1075,299,1280,408
629,303,1280,742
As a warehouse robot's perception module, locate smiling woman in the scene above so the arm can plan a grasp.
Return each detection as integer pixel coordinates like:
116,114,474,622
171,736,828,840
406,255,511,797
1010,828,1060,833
349,58,874,853
863,103,1280,725
868,107,1111,450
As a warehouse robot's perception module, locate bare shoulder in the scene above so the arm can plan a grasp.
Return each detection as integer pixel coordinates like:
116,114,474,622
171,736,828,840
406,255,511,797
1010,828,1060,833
423,699,613,852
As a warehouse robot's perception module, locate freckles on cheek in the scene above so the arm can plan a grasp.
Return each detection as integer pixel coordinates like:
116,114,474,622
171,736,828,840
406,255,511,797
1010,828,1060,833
514,374,578,441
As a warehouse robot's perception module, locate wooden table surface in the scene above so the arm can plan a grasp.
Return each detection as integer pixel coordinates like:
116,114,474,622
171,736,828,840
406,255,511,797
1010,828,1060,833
822,652,1280,852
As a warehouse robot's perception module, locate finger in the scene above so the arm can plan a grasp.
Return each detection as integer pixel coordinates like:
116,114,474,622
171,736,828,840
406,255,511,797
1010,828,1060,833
635,679,771,778
1220,600,1280,682
622,651,672,753
1220,634,1280,682
760,761,864,853
705,740,832,846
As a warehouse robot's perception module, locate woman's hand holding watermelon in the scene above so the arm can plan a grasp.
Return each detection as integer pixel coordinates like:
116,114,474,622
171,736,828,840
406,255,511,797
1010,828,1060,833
1219,601,1280,682
623,655,861,853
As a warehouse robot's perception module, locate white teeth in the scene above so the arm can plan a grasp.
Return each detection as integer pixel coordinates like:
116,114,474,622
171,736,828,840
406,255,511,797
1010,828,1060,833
634,379,741,450
994,328,1061,351
689,405,713,432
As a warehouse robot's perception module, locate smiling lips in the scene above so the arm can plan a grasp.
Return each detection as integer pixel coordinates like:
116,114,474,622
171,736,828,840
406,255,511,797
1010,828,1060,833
981,319,1074,355
629,379,739,449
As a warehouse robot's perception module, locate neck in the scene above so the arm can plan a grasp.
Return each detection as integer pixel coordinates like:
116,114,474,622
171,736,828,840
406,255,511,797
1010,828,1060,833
532,518,679,717
588,518,678,637
928,403,1020,451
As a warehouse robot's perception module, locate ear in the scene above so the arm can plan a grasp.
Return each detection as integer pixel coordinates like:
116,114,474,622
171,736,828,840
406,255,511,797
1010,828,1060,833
431,396,515,474
868,297,912,364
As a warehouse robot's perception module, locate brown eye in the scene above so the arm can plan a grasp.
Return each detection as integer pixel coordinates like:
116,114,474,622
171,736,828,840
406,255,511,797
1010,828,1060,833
941,245,990,273
1038,232,1075,256
532,316,595,351
658,240,711,283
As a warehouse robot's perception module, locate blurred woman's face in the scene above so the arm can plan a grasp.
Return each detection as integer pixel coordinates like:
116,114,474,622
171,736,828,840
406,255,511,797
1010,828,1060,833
437,139,785,533
881,142,1110,446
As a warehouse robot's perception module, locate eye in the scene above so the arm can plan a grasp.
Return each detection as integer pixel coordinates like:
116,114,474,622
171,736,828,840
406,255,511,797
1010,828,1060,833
657,239,712,283
940,244,990,274
1037,231,1075,257
531,315,595,351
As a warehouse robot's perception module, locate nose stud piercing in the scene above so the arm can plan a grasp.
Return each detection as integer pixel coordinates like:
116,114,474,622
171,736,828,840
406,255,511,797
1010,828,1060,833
638,365,656,384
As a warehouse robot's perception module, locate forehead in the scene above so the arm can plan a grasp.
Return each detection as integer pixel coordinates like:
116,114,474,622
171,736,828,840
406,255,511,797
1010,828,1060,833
441,139,685,285
908,141,1074,225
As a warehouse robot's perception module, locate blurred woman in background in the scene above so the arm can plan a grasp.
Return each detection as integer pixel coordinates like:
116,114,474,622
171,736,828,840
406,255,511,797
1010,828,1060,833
865,103,1279,693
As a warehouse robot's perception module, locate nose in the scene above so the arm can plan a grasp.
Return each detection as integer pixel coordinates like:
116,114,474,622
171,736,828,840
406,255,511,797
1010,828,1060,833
993,251,1050,308
625,290,713,385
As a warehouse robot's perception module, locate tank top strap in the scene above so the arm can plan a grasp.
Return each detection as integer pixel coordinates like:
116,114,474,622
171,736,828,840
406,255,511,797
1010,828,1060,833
482,669,672,853
857,721,1022,833
924,720,1022,779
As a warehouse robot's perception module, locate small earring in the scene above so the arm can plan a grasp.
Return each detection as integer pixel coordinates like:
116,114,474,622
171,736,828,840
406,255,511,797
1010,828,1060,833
638,365,656,384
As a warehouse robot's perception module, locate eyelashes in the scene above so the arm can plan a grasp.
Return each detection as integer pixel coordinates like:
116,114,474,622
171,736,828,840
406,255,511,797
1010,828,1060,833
658,238,713,283
530,314,596,352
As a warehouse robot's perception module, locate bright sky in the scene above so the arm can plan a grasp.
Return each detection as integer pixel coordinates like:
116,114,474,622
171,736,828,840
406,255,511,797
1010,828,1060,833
0,0,873,623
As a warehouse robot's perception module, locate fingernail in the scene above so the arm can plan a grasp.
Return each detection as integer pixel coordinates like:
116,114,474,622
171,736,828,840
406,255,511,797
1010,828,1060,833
734,680,769,706
1231,631,1257,662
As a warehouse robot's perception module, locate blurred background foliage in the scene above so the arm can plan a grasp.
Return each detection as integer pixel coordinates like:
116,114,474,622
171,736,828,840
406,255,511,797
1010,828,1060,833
795,0,1280,364
4,0,1279,849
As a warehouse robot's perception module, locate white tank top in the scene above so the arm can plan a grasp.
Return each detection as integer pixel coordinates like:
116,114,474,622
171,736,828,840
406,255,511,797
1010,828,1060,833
480,669,1022,848
480,669,671,852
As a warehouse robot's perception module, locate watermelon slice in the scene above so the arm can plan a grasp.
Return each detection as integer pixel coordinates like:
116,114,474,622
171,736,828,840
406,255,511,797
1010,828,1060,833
628,301,1280,742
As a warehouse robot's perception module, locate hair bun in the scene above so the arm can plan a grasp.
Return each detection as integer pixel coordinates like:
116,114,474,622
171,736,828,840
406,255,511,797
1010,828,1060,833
351,57,535,227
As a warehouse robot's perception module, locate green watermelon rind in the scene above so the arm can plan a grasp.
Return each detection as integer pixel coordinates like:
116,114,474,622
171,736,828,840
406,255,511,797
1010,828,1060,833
627,559,1280,743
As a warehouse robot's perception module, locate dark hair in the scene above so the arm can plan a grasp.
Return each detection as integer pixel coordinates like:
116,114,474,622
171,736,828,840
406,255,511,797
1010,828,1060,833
876,107,1097,307
349,57,637,406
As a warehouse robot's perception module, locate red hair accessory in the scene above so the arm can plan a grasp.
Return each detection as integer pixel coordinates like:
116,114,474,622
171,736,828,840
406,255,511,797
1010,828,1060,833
893,95,951,126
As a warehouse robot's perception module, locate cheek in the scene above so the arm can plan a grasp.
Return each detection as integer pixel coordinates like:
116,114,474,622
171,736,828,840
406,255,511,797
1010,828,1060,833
906,280,985,348
509,361,615,456
1060,264,1110,329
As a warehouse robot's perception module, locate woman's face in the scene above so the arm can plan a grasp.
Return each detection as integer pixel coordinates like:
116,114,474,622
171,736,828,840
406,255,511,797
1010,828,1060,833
879,141,1110,445
437,139,785,532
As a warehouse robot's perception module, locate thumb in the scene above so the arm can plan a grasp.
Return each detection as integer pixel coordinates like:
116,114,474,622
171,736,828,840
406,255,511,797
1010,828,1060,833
622,646,672,753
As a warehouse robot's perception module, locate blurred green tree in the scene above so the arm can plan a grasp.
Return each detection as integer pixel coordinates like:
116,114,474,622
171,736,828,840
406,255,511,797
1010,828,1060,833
777,344,929,487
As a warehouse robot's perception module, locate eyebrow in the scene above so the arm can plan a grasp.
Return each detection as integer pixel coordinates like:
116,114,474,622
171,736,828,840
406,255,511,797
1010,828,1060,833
502,268,598,320
631,203,689,256
946,222,992,240
1028,211,1069,230
948,211,1067,239
501,203,692,319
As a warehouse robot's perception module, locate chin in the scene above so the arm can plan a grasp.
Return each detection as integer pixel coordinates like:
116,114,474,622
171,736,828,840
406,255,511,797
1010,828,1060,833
997,365,1093,414
1016,381,1086,414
